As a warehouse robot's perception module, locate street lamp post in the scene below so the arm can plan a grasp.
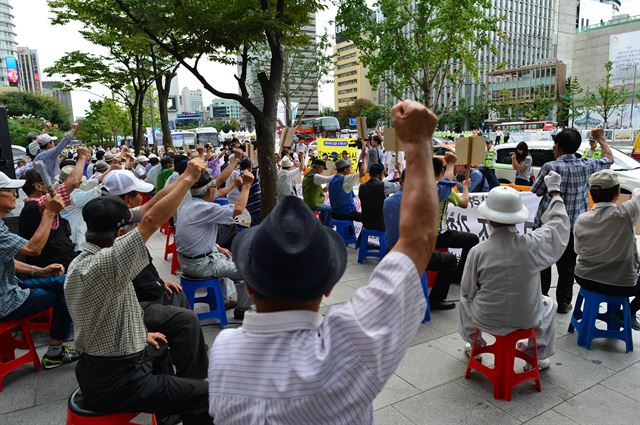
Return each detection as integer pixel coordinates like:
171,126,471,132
630,63,637,128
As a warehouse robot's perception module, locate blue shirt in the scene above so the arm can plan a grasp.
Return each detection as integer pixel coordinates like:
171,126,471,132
455,169,490,193
0,220,29,318
34,133,72,180
531,154,612,228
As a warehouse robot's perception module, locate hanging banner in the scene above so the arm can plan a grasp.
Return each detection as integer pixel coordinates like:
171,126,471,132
316,138,359,169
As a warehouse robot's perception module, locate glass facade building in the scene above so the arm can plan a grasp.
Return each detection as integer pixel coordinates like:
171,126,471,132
0,0,17,87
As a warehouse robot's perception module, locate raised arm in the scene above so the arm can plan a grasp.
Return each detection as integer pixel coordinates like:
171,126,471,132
215,148,242,187
50,123,79,158
391,101,439,273
64,146,90,192
232,171,253,216
592,129,613,162
19,195,65,257
137,159,207,241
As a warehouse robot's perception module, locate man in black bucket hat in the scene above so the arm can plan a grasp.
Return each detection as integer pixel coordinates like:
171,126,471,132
208,100,440,424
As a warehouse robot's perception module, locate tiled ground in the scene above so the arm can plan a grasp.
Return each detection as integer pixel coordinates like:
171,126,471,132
1,231,639,424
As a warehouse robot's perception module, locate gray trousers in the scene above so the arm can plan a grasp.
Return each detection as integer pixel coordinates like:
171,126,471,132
178,252,252,310
459,295,556,359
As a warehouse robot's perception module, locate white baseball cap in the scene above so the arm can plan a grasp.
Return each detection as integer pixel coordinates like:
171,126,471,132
137,155,149,163
148,153,158,159
0,171,25,189
36,134,57,146
101,170,154,195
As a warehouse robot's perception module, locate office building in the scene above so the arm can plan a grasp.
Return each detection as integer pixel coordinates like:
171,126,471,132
16,47,42,93
333,23,378,111
238,13,319,130
180,87,203,113
0,0,17,88
208,98,241,123
41,81,73,116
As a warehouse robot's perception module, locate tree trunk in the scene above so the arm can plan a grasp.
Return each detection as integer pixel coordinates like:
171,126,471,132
156,74,174,150
135,92,146,153
129,106,137,149
255,118,277,216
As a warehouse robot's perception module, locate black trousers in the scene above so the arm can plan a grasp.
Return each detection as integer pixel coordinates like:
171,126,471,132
362,221,385,231
515,178,532,186
436,230,479,284
331,211,363,222
426,251,457,303
142,291,209,379
576,276,640,313
76,351,212,425
541,233,577,306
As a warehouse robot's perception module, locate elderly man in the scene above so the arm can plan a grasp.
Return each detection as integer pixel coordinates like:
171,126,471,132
276,156,302,201
65,159,212,424
459,174,569,370
302,159,333,225
0,172,78,369
208,100,439,424
328,155,367,222
33,123,79,180
176,169,254,320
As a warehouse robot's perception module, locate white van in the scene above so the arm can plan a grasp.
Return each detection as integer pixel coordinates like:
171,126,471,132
494,141,640,193
171,131,196,149
195,127,220,147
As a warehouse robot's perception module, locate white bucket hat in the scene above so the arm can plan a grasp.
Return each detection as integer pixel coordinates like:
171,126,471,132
478,186,529,225
280,156,294,169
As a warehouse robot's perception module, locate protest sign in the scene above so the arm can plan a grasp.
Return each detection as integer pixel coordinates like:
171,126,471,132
247,142,259,165
356,117,367,140
455,136,486,166
383,128,403,152
316,138,359,169
279,127,295,149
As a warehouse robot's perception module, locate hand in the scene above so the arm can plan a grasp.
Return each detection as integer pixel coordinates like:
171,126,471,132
391,100,438,144
444,152,457,164
44,121,52,131
196,147,204,156
217,246,232,258
361,149,368,158
544,171,562,193
461,178,471,190
163,280,183,295
234,176,243,188
184,158,207,182
42,263,65,276
44,194,65,214
233,148,243,161
76,146,90,160
146,332,167,350
70,122,79,135
241,170,254,185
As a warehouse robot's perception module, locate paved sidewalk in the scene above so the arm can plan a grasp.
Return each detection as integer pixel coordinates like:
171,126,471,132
1,231,639,424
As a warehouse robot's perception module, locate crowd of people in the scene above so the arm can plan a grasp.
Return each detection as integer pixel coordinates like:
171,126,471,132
0,102,639,424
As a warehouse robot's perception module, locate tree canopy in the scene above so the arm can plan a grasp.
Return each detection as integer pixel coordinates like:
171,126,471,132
0,91,71,130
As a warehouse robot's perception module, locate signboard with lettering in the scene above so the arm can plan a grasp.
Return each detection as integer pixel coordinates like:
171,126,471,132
316,138,359,170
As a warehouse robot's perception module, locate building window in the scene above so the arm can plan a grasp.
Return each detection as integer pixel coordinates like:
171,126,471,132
338,79,358,87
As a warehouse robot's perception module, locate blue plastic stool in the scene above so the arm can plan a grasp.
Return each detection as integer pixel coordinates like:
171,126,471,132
214,197,229,206
420,273,431,323
332,219,357,247
357,228,387,263
568,287,633,352
180,275,228,328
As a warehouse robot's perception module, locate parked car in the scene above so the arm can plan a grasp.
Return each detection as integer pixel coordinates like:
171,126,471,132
494,141,640,193
433,137,455,156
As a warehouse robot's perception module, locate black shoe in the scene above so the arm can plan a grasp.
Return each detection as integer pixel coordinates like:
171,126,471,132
557,303,573,314
430,301,456,310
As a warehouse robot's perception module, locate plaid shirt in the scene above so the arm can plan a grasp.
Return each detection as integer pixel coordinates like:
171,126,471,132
64,228,149,357
23,183,71,231
531,154,612,228
0,221,29,318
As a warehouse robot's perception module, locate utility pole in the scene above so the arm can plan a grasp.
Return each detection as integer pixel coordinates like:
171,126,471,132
631,63,637,128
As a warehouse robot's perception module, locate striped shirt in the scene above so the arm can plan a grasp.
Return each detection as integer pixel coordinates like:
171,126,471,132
208,252,424,424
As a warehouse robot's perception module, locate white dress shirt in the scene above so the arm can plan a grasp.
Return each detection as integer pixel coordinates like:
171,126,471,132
276,168,301,200
460,196,569,335
208,252,425,425
59,185,101,251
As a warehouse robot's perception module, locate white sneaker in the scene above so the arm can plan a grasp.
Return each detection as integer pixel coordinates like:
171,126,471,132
464,343,482,361
524,358,551,372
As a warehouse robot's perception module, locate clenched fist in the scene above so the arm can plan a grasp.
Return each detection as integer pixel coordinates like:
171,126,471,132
391,100,438,145
45,193,65,214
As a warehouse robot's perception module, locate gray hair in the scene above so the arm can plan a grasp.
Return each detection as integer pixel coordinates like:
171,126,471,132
190,179,216,198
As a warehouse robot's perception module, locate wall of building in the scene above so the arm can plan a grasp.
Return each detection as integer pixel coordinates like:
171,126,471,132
0,0,17,87
333,39,377,111
17,47,42,93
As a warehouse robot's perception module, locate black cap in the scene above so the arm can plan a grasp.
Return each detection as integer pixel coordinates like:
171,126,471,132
369,163,384,175
192,171,213,189
83,196,132,233
26,132,38,142
174,155,189,175
313,159,327,168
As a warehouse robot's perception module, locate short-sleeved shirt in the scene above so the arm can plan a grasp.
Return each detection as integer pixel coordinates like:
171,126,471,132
156,168,175,191
531,154,612,228
175,198,235,257
0,221,29,318
225,169,241,205
515,155,532,181
64,228,149,356
439,190,462,234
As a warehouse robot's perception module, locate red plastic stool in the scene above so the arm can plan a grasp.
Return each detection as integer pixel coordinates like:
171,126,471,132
465,328,541,401
170,250,180,275
27,308,53,333
66,388,157,425
0,312,43,392
164,226,176,261
159,220,170,234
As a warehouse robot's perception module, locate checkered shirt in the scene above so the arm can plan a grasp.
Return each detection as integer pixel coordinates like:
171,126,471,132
531,154,612,228
64,228,149,357
0,220,29,318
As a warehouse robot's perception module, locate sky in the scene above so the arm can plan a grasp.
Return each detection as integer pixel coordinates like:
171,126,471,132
10,0,640,119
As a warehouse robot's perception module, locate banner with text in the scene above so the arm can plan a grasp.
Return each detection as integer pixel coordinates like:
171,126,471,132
316,138,359,169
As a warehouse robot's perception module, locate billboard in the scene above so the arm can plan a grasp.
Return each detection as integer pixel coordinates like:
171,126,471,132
609,31,640,77
5,57,19,87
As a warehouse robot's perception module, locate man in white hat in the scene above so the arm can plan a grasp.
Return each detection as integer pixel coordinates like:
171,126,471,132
33,122,79,181
459,171,569,370
276,155,303,201
135,155,149,179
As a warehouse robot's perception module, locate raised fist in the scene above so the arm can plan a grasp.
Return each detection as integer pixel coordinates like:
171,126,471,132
391,100,438,145
544,171,562,193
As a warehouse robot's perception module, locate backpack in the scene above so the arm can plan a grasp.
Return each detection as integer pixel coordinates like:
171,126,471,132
475,166,500,192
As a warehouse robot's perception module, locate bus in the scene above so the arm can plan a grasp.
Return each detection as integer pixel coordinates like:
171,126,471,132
195,127,220,147
494,121,556,132
313,116,341,138
171,131,196,148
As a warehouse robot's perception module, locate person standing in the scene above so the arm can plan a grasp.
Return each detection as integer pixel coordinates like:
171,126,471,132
33,123,79,181
511,141,533,186
155,156,175,190
531,128,613,313
367,135,383,169
484,140,496,173
276,156,302,201
583,135,603,159
302,159,333,225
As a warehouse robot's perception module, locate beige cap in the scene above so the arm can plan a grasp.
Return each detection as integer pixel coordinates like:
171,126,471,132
589,169,618,190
